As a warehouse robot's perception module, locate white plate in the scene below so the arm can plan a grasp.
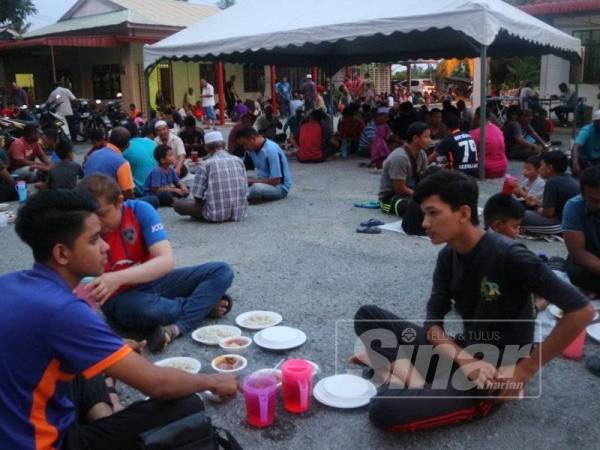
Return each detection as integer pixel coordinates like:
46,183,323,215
0,203,9,212
587,323,600,342
313,375,377,409
254,326,307,350
549,304,598,320
235,310,282,330
191,325,242,345
155,357,201,374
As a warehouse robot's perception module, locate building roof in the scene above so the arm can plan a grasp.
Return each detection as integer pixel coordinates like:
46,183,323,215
24,0,219,38
520,0,600,16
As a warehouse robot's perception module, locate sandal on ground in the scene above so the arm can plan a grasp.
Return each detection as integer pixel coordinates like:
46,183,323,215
353,200,380,209
360,219,384,227
356,226,382,234
147,324,180,354
208,294,233,319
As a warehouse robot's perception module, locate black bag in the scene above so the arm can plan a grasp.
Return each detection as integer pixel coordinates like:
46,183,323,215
139,412,242,450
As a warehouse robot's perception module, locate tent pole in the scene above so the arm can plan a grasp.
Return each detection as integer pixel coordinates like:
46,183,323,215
144,65,153,117
478,45,488,180
312,67,318,83
270,65,277,113
406,63,411,100
50,45,57,83
217,61,225,126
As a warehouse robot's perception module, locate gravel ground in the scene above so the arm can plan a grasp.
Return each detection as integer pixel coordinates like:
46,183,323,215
1,129,599,450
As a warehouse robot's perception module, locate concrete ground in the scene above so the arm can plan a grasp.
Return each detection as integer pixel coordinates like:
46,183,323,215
1,129,599,449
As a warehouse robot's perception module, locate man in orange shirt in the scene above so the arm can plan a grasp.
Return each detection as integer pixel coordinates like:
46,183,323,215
8,124,52,182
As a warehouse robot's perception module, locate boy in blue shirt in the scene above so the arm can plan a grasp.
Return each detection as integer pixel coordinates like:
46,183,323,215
1,189,237,449
144,144,189,207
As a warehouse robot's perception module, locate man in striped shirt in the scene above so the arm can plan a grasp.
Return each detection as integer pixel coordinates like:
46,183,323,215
175,131,248,222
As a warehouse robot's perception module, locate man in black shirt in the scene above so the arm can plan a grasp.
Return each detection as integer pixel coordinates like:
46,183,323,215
353,170,594,432
430,114,479,177
178,116,205,158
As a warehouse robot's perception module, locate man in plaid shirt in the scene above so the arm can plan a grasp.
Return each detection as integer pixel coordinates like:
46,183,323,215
175,131,248,222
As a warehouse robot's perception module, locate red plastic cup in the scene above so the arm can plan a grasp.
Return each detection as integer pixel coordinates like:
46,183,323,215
191,151,199,162
562,329,586,360
243,373,278,428
282,359,313,413
501,175,518,195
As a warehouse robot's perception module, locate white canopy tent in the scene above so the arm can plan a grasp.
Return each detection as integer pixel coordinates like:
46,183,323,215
144,0,581,178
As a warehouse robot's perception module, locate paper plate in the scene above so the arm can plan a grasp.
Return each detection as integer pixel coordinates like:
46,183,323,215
155,357,201,374
587,323,600,342
191,325,242,345
313,375,377,409
235,310,282,330
254,326,307,350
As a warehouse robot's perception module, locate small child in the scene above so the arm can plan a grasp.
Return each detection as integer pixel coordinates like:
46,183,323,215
483,193,525,239
42,129,60,163
46,141,83,190
514,155,545,208
144,144,189,207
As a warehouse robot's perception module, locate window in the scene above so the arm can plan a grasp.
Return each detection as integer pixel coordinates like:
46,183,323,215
572,30,600,84
198,62,216,86
243,64,265,92
92,64,121,99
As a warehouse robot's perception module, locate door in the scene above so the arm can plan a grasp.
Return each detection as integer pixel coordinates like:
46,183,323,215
158,65,173,107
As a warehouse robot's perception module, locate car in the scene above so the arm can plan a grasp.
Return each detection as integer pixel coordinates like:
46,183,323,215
400,79,436,95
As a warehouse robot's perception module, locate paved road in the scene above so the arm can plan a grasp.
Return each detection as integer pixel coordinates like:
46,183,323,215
1,130,598,449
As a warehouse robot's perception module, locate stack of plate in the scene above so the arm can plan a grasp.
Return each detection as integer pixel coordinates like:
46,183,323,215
253,326,306,350
313,374,377,409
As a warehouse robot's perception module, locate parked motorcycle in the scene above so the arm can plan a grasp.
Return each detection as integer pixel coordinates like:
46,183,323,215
105,93,127,127
72,99,91,142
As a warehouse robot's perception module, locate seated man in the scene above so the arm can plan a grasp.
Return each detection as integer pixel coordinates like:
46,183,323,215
503,109,547,160
353,170,594,432
122,122,157,197
551,82,577,126
178,115,205,158
175,131,248,222
520,151,580,235
562,165,600,297
8,124,52,182
429,113,479,177
3,189,237,449
143,144,189,207
84,127,136,200
82,129,107,169
237,126,292,203
254,105,282,141
298,109,337,163
379,122,429,217
77,174,234,352
154,120,187,178
571,110,600,177
483,193,525,239
427,108,448,146
513,156,545,209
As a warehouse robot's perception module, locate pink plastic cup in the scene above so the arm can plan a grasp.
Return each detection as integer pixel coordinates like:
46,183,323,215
282,359,313,413
562,329,586,360
243,373,278,428
501,175,518,195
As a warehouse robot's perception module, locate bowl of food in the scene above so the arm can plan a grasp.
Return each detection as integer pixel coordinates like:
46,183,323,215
219,336,252,353
154,357,201,374
211,354,247,374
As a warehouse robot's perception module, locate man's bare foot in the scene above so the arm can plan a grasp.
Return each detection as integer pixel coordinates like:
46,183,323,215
148,324,180,353
208,295,233,319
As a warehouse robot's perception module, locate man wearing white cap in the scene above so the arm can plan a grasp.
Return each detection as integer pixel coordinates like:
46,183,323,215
154,120,187,178
571,110,600,177
302,74,317,111
174,131,248,222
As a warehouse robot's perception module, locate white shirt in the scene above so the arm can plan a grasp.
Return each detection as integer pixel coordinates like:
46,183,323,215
155,132,186,157
48,87,76,117
202,83,215,107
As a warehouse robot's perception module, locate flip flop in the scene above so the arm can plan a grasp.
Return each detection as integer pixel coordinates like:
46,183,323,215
354,200,380,209
207,294,233,319
360,219,385,227
356,227,382,234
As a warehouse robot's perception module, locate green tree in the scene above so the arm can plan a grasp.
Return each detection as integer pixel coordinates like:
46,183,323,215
0,0,36,27
217,0,235,9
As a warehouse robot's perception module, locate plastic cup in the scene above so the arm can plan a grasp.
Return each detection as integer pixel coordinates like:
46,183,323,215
15,180,27,204
243,373,278,428
562,329,586,360
191,151,199,162
282,359,313,414
74,276,97,310
501,175,518,195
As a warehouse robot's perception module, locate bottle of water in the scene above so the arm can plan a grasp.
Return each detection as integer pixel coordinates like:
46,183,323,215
16,180,27,204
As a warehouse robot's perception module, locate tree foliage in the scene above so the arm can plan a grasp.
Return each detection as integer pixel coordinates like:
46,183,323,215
217,0,235,10
0,0,36,27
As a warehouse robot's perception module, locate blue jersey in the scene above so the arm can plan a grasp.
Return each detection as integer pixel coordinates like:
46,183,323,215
0,264,130,449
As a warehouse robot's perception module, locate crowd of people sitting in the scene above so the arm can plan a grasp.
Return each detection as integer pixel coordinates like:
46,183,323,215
1,73,600,448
